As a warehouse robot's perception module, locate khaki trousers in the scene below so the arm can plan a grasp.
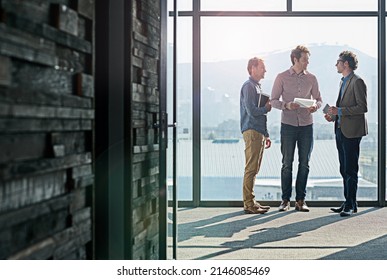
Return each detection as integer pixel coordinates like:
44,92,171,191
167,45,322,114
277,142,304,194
242,129,265,208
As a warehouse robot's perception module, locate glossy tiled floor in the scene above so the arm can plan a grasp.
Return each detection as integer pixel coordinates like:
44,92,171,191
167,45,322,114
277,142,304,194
170,207,387,260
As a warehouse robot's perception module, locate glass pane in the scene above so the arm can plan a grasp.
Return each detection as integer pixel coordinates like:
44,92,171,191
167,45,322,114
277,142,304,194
293,0,377,11
168,0,192,11
167,17,193,202
201,0,286,11
200,16,378,202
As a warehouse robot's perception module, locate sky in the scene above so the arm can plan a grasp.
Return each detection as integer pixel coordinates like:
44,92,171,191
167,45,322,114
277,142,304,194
168,0,378,12
200,17,377,62
168,0,379,62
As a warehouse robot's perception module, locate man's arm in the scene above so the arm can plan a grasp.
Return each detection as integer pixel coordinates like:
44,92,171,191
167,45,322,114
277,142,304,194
243,84,268,116
270,75,286,110
340,78,367,115
311,76,323,109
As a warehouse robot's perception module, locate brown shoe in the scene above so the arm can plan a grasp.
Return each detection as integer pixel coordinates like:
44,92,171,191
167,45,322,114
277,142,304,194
278,200,290,211
244,202,270,211
244,205,268,214
295,200,310,212
254,202,271,210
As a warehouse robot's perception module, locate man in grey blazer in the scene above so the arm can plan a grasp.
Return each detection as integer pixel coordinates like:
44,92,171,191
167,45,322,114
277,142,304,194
324,50,368,217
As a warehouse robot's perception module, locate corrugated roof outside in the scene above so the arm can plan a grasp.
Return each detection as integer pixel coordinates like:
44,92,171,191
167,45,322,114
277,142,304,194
169,139,349,179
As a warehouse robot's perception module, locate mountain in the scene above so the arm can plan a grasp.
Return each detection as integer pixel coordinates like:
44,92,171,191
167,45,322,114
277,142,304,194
173,44,378,140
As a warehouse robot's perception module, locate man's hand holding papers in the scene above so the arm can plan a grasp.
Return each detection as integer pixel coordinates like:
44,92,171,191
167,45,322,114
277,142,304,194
293,98,316,108
293,97,317,113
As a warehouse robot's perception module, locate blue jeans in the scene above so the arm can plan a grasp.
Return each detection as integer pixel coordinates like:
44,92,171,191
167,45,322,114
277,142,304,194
280,123,313,201
335,128,362,210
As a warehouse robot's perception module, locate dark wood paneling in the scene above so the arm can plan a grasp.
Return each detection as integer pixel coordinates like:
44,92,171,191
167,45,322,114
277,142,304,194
0,56,11,86
0,24,58,67
0,153,92,181
0,87,93,108
0,133,47,164
0,119,92,133
4,13,91,53
51,4,79,36
74,73,94,97
0,171,67,213
0,0,94,260
77,0,94,20
130,0,162,260
0,103,94,119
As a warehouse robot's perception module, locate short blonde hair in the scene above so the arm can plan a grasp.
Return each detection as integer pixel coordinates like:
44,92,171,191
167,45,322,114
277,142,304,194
247,57,264,75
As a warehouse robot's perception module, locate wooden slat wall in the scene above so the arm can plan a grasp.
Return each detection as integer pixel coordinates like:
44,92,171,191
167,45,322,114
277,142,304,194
0,0,94,259
131,0,161,260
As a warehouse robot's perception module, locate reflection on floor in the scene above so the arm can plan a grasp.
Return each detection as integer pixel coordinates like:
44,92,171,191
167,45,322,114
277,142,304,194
168,207,387,260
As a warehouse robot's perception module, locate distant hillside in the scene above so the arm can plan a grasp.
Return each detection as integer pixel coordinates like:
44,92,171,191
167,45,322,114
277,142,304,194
174,44,378,139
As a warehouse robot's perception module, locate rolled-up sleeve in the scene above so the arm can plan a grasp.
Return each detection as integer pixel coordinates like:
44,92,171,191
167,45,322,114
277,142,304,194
271,75,286,110
311,76,322,109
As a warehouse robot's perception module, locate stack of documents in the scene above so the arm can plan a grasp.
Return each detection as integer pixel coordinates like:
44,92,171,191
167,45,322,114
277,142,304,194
293,98,316,108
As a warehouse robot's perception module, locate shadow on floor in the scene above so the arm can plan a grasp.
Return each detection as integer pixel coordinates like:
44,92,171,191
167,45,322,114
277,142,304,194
320,233,387,259
170,207,383,260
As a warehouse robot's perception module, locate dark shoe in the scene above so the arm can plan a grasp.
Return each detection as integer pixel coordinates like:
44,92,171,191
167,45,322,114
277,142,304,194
278,200,290,211
330,204,344,213
244,205,268,214
340,208,353,217
331,203,357,213
295,200,310,212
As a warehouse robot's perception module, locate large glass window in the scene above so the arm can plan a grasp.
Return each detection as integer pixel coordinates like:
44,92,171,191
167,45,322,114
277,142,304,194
167,17,193,201
168,0,385,205
201,0,286,11
167,0,192,11
200,16,378,201
293,0,377,11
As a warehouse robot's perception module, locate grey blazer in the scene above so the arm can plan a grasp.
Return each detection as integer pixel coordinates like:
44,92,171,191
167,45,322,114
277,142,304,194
335,72,368,138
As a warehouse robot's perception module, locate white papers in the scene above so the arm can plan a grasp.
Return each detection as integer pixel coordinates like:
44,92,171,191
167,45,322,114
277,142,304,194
293,97,316,108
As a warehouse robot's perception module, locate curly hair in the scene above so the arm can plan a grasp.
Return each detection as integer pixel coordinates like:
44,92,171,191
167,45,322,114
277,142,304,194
339,50,358,70
290,45,310,65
